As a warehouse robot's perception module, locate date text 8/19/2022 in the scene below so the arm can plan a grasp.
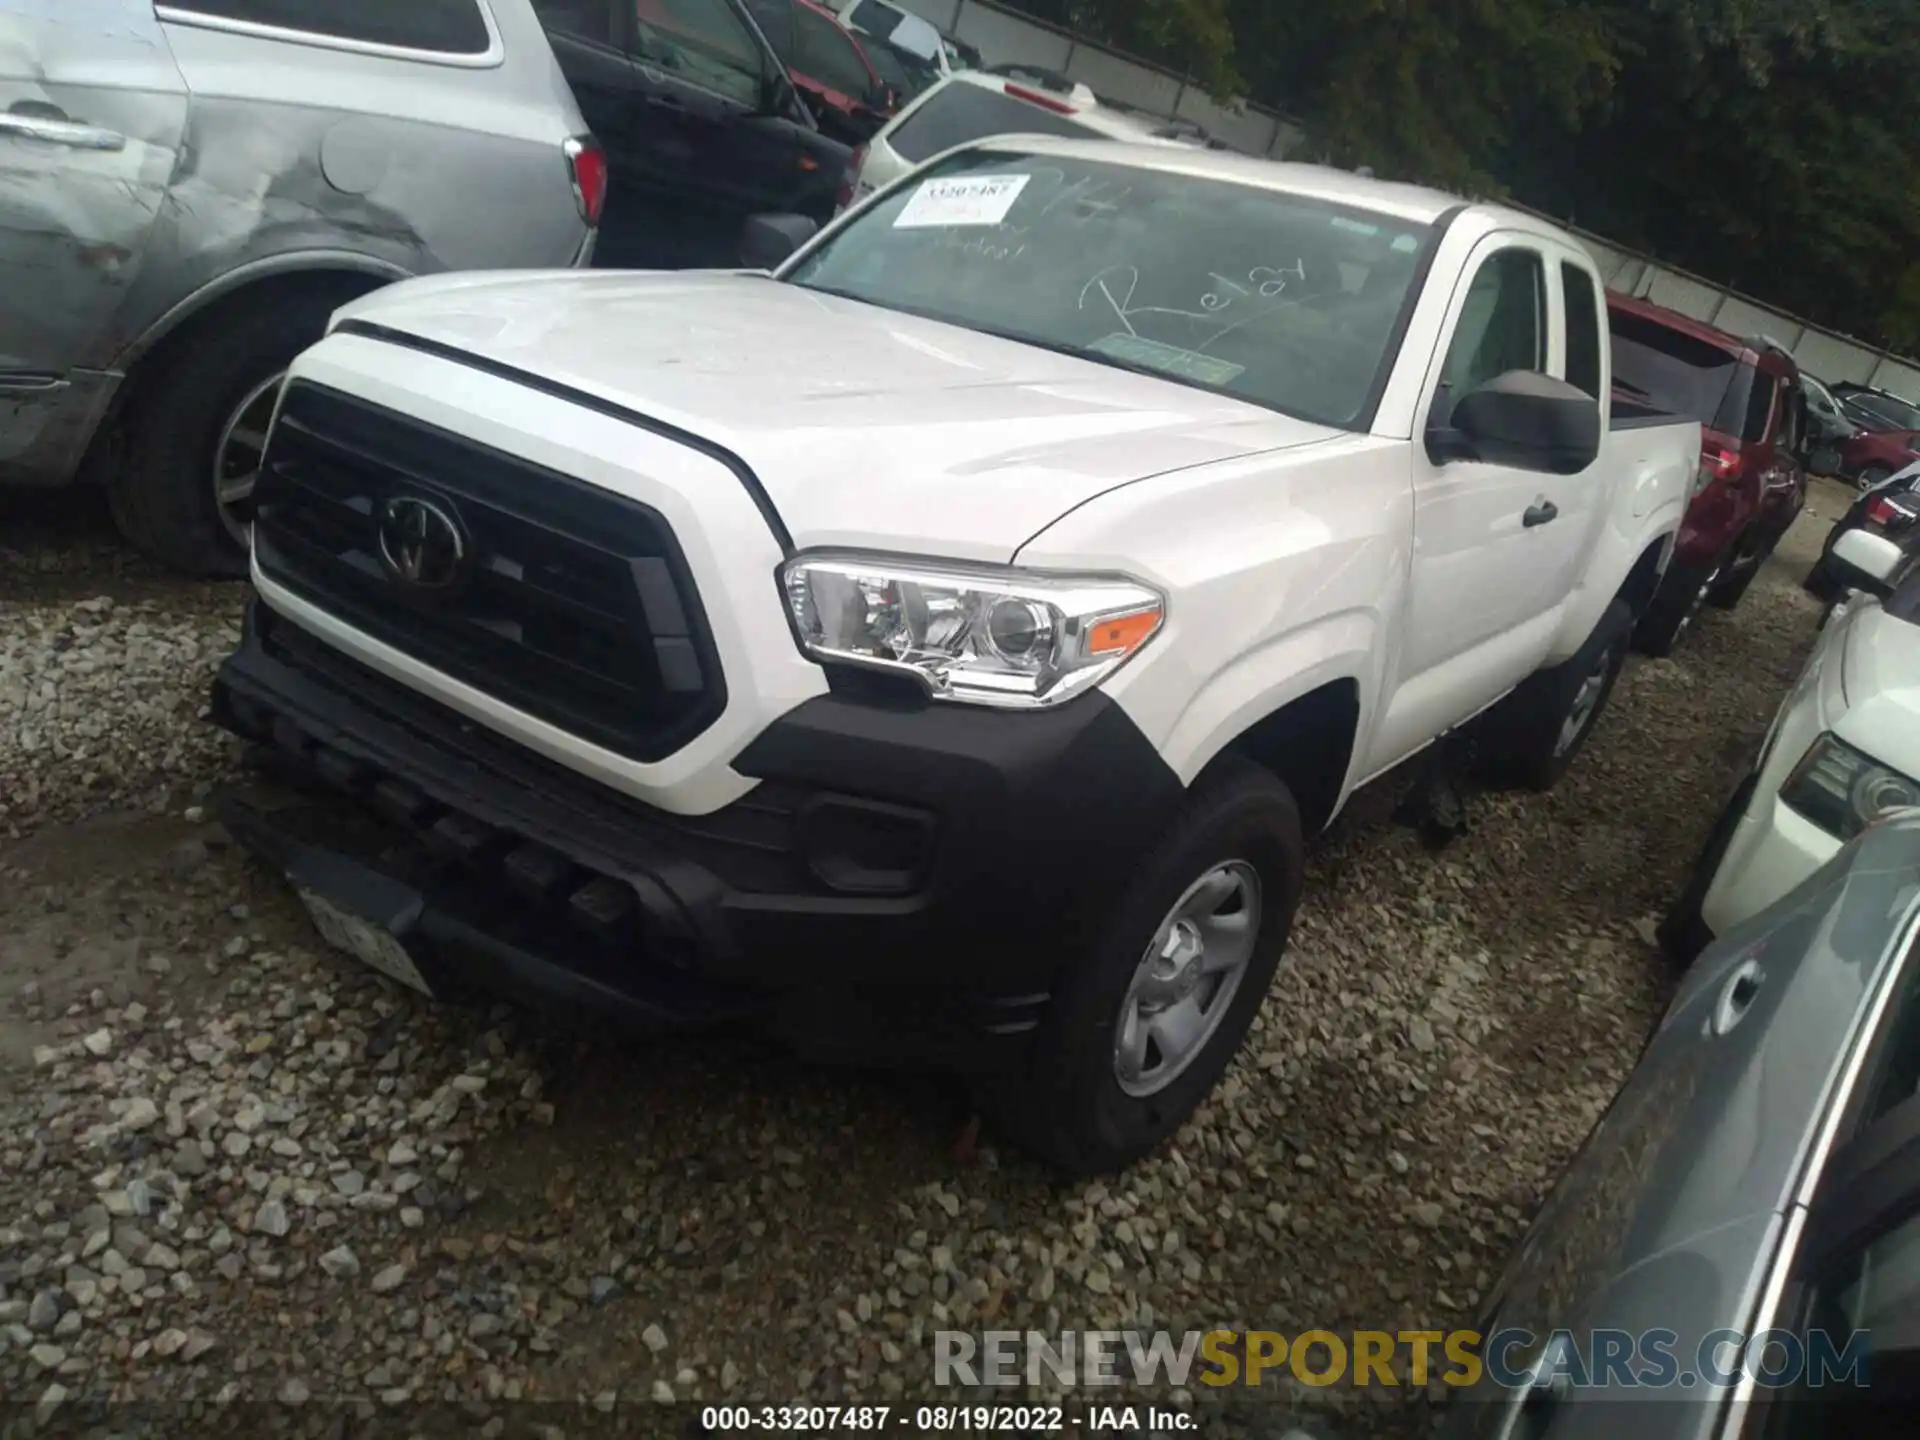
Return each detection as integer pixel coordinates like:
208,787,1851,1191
697,1406,1194,1432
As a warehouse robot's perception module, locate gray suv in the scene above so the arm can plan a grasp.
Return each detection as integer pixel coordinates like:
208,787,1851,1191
1,0,601,574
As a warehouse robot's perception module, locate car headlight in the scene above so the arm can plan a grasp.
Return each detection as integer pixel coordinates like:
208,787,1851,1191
780,555,1164,709
1779,733,1920,839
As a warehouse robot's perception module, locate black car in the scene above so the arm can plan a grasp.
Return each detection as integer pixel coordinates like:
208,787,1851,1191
1833,381,1920,435
535,0,850,268
1807,466,1920,600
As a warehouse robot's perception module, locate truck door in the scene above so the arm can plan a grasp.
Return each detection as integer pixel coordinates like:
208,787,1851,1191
1393,235,1594,738
0,0,187,476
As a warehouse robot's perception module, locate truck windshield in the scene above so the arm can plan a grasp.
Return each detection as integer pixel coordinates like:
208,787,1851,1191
784,150,1435,429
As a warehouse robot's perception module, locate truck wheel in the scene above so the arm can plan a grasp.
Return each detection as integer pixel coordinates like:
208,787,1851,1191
1706,529,1775,610
1858,465,1891,494
987,755,1304,1176
108,292,343,577
1634,555,1720,658
1479,599,1631,792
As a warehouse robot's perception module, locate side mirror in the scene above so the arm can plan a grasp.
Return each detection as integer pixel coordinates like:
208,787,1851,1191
1427,370,1601,475
739,212,819,270
1828,527,1906,599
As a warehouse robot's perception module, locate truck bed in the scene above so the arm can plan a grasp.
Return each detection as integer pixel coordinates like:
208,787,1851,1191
1610,391,1687,430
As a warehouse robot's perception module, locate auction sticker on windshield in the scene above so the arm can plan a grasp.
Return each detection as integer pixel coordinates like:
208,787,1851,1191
893,174,1030,228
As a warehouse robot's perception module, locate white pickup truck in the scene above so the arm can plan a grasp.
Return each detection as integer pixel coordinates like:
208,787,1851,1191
212,139,1700,1173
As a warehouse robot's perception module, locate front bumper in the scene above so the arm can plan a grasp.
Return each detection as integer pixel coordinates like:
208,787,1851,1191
211,600,1187,1069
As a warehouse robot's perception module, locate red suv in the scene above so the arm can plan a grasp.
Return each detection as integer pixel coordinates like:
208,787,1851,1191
1608,294,1809,655
746,0,893,147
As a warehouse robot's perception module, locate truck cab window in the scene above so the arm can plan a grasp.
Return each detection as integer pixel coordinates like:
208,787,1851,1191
1437,248,1545,417
1561,263,1603,399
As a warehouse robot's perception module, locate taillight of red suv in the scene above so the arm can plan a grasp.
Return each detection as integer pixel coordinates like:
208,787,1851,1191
564,136,608,228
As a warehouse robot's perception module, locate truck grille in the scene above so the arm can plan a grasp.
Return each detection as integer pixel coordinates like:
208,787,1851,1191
251,381,724,763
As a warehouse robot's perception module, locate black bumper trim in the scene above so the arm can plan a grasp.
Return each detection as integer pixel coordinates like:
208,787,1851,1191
212,599,1188,1068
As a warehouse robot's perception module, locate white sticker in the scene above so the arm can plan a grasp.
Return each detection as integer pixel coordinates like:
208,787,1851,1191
893,174,1031,229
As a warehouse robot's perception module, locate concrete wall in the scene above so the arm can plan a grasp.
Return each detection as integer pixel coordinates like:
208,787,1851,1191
886,0,1920,399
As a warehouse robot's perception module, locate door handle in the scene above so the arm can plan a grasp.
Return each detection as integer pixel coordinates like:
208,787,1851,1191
0,112,126,151
1712,958,1766,1036
1522,499,1559,528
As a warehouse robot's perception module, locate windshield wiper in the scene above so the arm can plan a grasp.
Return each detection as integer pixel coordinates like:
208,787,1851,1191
795,285,1189,383
962,325,1204,388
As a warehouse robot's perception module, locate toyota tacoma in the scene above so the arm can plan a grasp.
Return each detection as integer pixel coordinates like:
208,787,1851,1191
210,139,1701,1173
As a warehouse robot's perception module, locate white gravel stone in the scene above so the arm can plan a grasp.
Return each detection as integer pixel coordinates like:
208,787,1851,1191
26,1291,61,1333
121,1098,160,1131
318,1245,360,1279
182,1330,218,1362
370,1263,407,1294
253,1199,290,1237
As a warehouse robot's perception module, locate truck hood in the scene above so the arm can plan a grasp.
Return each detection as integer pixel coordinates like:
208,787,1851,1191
330,269,1341,559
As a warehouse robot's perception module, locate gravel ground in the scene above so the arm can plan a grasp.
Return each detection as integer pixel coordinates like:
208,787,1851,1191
0,483,1850,1437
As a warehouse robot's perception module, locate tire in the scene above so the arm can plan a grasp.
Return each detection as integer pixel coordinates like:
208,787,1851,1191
1634,553,1719,658
1858,465,1891,494
108,290,346,577
1477,599,1631,792
1706,528,1775,610
1657,773,1757,969
983,754,1305,1175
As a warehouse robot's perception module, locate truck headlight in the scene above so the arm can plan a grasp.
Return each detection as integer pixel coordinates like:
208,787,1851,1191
1779,733,1920,839
780,555,1164,708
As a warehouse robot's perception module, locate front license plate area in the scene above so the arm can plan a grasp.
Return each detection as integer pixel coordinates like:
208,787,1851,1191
298,889,433,996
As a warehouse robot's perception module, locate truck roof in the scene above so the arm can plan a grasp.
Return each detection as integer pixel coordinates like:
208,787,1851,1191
961,136,1478,226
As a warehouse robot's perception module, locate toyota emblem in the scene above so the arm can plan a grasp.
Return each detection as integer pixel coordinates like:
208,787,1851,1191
377,495,468,589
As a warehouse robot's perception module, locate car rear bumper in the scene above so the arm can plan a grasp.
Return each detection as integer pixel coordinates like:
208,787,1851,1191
211,599,1187,1070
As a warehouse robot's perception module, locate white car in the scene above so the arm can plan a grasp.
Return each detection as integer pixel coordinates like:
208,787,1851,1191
1663,526,1920,960
211,139,1698,1173
839,66,1202,210
831,0,967,78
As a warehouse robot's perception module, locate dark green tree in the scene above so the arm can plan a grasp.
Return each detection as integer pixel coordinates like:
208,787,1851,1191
1030,0,1919,347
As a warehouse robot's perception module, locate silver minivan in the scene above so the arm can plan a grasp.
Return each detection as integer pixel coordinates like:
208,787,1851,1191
1,0,600,574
